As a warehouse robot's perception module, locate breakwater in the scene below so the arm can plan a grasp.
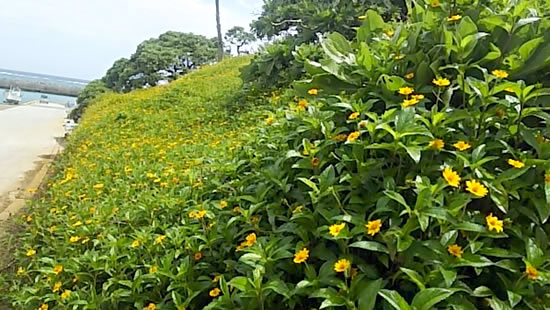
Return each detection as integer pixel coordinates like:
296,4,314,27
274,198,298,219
0,79,83,97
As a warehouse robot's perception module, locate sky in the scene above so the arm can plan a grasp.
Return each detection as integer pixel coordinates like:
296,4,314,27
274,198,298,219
0,0,263,80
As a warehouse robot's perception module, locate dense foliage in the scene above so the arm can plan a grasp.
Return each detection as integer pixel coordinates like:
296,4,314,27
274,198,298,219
69,80,110,121
4,0,550,309
102,31,218,92
241,0,405,94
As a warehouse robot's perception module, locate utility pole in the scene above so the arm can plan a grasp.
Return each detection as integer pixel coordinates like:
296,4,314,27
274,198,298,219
215,0,224,61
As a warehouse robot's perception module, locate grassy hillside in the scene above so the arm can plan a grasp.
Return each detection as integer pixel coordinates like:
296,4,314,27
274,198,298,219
5,56,272,309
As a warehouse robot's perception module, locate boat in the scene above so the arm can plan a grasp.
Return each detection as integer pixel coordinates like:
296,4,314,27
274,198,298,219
4,86,22,104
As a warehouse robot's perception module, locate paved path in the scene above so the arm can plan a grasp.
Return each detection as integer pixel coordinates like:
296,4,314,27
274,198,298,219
0,104,65,202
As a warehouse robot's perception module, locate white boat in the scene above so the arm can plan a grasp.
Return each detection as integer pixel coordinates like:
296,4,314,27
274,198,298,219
4,86,22,104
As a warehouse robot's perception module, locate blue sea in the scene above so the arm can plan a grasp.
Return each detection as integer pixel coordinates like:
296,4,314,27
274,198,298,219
0,68,89,104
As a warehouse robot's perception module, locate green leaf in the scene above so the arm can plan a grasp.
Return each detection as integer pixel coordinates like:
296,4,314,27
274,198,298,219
457,16,478,38
439,268,457,287
411,288,457,310
379,289,411,310
384,190,412,214
264,280,291,299
518,37,544,61
229,276,251,291
358,42,374,71
487,297,513,310
358,278,383,310
526,238,544,267
513,17,541,32
400,267,425,290
350,241,389,254
402,144,422,163
450,254,493,268
507,291,522,308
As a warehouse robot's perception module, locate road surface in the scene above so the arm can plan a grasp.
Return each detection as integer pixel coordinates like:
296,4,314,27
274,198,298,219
0,104,65,204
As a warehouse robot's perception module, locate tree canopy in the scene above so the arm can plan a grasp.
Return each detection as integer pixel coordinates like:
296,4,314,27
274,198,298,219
102,31,218,92
251,0,405,43
225,26,256,55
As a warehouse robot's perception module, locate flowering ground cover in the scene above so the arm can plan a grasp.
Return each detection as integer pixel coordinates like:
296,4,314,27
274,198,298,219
4,0,550,309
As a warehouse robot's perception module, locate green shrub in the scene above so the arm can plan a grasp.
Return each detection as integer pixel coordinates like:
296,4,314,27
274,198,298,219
240,40,322,94
242,0,405,95
69,80,110,122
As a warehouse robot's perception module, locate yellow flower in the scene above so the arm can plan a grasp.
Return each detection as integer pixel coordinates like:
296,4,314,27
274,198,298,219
70,236,81,243
447,244,463,258
308,89,319,96
196,210,207,219
466,180,488,198
398,86,414,95
333,134,348,142
402,98,420,108
39,304,49,310
26,249,36,257
429,139,445,150
453,141,471,151
525,265,539,280
405,72,415,79
72,221,83,227
212,275,221,282
334,259,351,273
17,267,24,276
486,213,504,233
245,233,257,246
53,265,63,275
209,288,221,297
293,248,309,264
411,94,424,101
508,159,525,168
298,99,309,110
431,0,440,7
149,265,159,274
347,131,360,142
311,157,320,167
155,235,166,245
492,69,509,79
433,77,451,87
93,183,104,190
131,239,141,248
53,281,62,292
348,112,360,120
329,223,346,237
145,303,157,310
448,15,462,22
220,201,228,208
61,289,71,299
385,29,394,37
366,219,382,236
443,168,461,187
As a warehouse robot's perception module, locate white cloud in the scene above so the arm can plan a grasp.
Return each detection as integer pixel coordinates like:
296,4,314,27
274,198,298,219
0,0,262,79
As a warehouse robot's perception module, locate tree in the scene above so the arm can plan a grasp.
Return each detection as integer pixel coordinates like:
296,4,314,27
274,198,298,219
251,0,405,43
224,26,256,55
215,0,224,61
101,31,218,92
69,80,110,121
